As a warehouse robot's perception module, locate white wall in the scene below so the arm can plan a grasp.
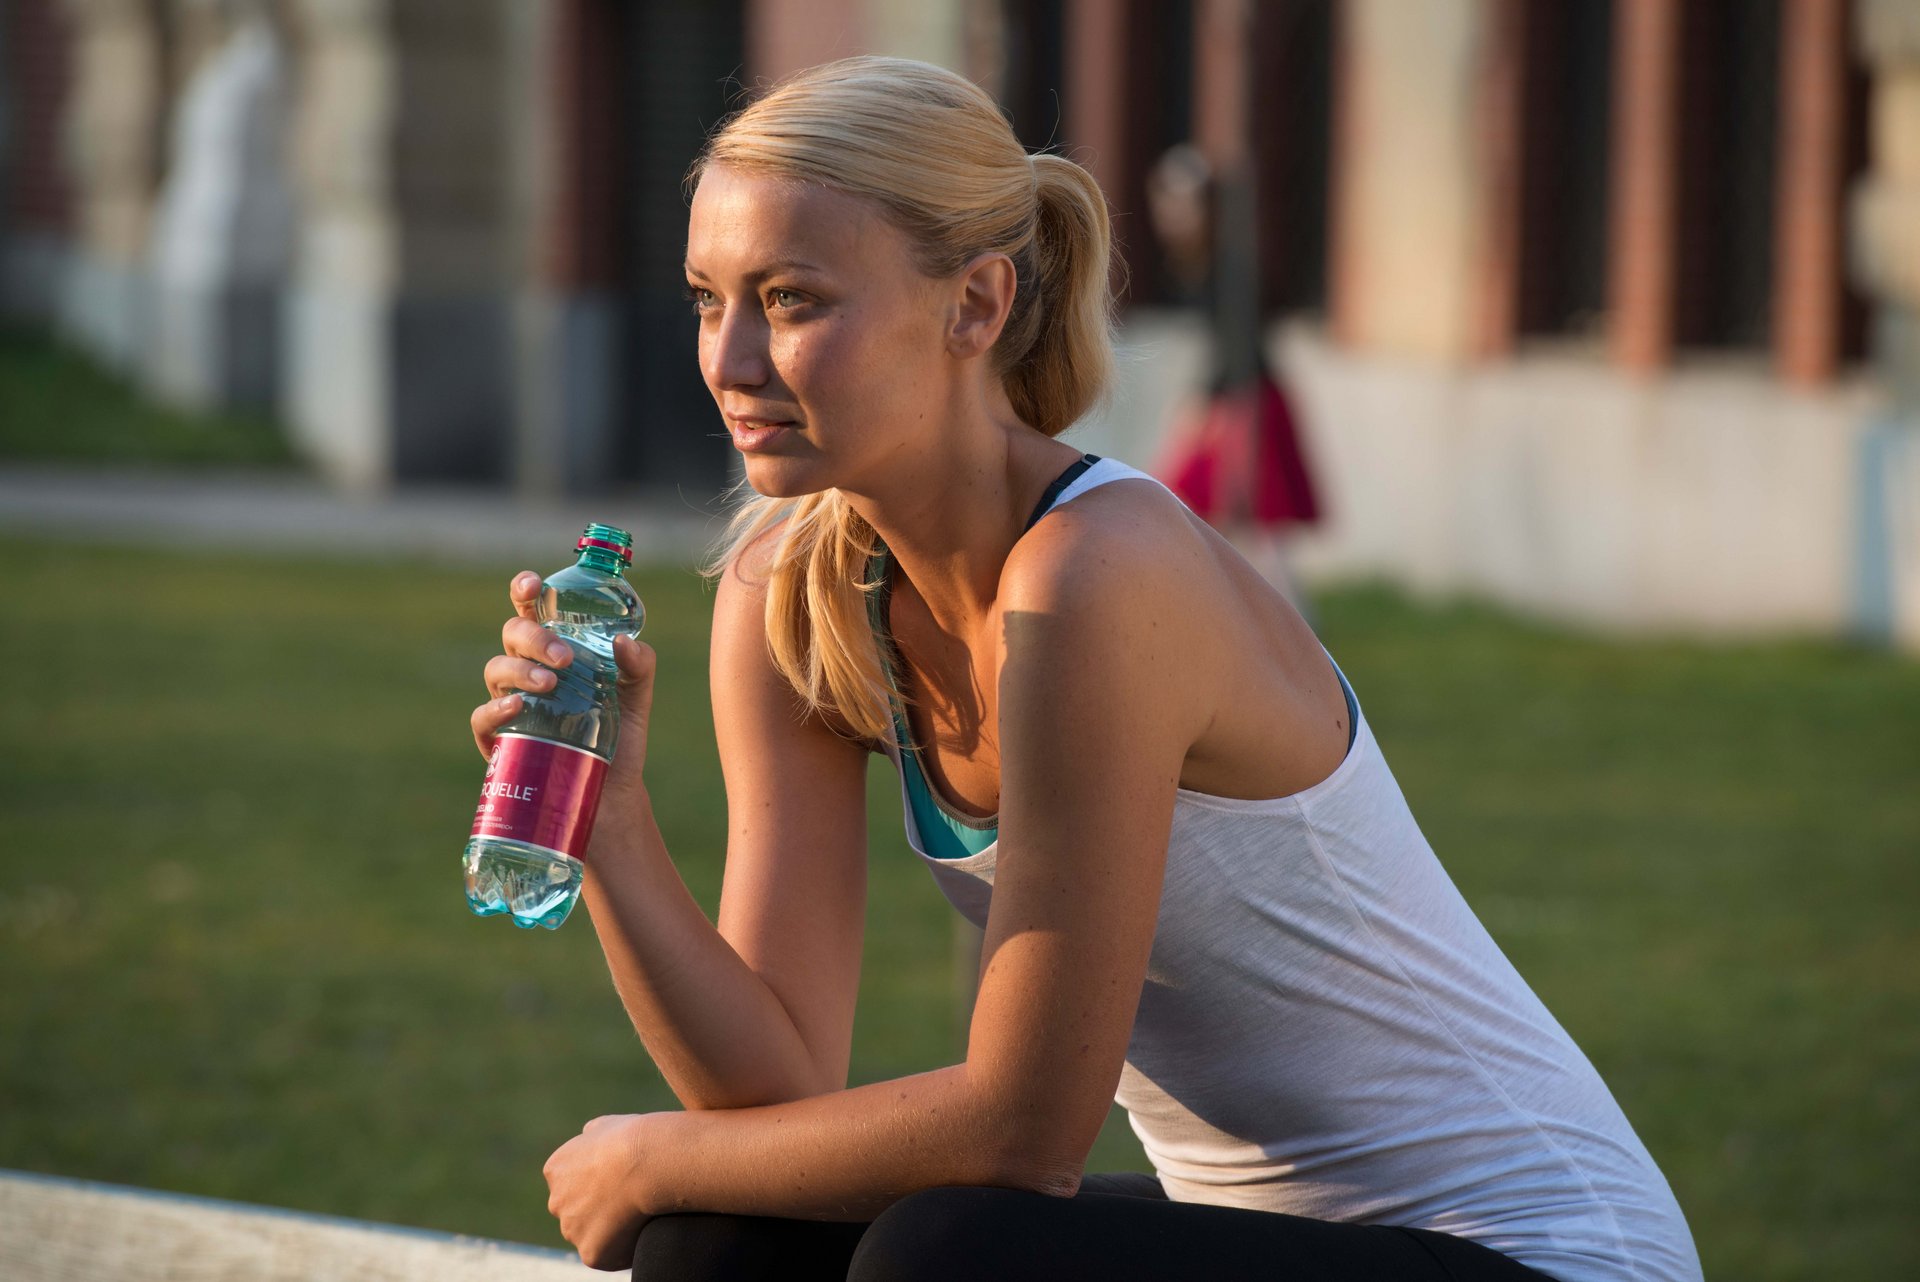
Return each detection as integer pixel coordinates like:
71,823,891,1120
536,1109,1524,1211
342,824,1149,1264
1080,310,1897,644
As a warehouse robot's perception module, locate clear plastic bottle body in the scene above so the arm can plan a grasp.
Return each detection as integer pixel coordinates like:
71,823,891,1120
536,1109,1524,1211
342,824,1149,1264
464,530,643,929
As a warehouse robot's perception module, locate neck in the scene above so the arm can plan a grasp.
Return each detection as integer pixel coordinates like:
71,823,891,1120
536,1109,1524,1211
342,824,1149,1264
841,406,1077,636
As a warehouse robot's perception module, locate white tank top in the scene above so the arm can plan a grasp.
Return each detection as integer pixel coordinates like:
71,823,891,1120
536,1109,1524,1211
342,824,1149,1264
880,458,1703,1282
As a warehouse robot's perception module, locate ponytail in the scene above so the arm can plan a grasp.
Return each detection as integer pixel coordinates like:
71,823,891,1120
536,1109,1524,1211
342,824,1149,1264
999,154,1118,435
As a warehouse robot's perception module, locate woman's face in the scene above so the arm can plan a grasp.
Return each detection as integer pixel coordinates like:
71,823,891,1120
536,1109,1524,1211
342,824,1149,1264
685,164,953,498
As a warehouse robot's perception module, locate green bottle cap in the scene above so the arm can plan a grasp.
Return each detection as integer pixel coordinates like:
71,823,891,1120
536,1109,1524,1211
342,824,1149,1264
575,523,634,566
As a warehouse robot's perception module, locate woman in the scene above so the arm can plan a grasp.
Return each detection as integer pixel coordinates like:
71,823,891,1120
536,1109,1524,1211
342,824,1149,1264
474,57,1701,1282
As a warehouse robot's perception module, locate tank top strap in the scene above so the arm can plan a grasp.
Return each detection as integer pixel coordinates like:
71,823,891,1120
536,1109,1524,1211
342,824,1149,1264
1025,454,1178,531
1023,454,1101,531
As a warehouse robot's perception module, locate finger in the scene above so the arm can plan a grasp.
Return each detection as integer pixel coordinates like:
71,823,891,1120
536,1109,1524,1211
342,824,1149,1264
484,654,556,701
503,615,574,667
471,694,522,760
509,571,543,621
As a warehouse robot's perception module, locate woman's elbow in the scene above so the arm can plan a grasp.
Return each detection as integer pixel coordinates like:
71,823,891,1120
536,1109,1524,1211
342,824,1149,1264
1000,1158,1084,1199
976,1108,1092,1199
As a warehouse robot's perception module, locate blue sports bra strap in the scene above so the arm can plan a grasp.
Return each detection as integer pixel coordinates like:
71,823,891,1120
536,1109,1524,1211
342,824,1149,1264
1023,454,1101,532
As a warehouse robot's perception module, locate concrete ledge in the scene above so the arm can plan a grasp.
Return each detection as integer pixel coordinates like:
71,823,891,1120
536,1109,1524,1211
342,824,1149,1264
0,1168,596,1281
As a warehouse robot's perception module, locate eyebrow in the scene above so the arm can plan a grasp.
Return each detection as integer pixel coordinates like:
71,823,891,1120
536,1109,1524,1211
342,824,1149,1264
683,259,828,282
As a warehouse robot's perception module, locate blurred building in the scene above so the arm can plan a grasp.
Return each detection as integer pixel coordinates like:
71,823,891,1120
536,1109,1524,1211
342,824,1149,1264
1,0,1916,649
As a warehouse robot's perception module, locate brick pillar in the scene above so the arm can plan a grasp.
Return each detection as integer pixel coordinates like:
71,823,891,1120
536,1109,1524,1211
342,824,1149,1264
745,0,863,83
506,0,625,498
1062,0,1126,203
1192,0,1248,172
1473,0,1526,360
742,0,974,94
1773,0,1853,386
1325,0,1362,348
1,0,77,321
1606,0,1681,374
959,0,1004,92
1063,0,1131,297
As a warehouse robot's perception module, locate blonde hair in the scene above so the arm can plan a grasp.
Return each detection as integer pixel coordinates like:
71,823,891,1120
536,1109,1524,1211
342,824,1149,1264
696,56,1117,745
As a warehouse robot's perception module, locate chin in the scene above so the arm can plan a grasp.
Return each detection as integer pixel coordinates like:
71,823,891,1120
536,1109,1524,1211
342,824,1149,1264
737,454,834,501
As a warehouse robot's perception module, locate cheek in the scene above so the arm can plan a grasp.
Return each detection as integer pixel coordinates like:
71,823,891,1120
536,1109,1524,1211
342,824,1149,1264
776,309,936,412
770,323,865,408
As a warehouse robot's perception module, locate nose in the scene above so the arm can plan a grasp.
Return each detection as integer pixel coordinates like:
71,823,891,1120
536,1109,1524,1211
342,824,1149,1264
702,304,770,392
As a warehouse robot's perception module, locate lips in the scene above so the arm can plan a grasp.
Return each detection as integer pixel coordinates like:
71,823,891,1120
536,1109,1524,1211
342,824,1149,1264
726,418,792,452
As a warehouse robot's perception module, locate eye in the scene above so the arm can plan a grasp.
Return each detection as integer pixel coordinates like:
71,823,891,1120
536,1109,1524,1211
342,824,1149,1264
684,285,717,315
768,288,804,309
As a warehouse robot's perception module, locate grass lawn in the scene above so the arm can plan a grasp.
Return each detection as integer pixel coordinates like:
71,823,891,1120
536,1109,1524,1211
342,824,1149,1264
0,328,296,468
2,536,1915,1279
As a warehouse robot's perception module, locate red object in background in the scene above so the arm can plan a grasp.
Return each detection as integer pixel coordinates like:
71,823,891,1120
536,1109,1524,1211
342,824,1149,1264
1156,369,1320,528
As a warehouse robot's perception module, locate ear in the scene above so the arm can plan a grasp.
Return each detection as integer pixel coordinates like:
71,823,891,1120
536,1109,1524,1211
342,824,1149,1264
945,252,1018,360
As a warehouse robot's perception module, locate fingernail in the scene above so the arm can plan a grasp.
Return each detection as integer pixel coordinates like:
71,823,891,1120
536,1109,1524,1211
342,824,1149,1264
547,643,568,663
515,572,537,592
528,667,550,687
495,695,518,711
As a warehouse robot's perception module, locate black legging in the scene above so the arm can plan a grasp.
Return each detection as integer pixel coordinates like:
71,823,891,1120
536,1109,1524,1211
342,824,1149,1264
631,1173,1557,1281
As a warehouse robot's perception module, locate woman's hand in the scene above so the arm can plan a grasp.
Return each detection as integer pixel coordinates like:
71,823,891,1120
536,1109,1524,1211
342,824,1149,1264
469,570,658,800
543,1113,658,1270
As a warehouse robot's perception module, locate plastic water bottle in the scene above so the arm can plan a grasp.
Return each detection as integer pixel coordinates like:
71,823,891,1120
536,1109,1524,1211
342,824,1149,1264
464,523,644,929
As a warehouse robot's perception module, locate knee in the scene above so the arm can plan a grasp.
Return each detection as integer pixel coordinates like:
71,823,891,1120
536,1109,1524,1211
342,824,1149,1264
847,1186,1048,1282
629,1213,766,1281
633,1210,867,1280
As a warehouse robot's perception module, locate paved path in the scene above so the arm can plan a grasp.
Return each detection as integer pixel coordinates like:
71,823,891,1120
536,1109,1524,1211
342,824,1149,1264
0,464,720,567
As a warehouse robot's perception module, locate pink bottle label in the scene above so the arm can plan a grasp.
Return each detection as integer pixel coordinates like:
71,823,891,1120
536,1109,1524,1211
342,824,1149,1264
471,733,608,861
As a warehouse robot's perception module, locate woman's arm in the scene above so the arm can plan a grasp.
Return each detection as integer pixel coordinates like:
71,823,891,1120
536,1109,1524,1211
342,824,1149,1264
545,504,1219,1253
567,540,873,1109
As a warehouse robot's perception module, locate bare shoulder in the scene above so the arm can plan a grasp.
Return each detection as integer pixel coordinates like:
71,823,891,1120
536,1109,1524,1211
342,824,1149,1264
997,477,1222,743
714,515,788,603
999,475,1216,618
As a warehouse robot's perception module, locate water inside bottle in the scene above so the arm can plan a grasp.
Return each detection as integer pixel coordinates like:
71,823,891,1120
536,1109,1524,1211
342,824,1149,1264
463,837,584,930
543,573,643,663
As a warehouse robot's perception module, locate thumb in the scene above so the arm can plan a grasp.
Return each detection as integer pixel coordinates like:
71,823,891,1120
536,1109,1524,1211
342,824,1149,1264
612,635,656,724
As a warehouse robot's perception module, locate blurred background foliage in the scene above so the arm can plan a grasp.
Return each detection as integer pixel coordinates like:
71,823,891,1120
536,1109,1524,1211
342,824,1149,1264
0,327,293,467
